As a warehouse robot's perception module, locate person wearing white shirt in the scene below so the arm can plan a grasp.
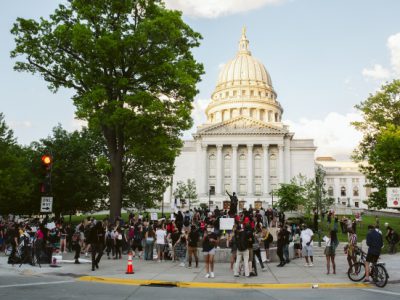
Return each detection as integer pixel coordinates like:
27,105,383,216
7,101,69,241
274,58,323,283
300,224,314,267
156,226,167,262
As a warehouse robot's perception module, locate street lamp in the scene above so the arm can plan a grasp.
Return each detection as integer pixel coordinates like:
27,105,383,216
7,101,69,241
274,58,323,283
209,188,211,211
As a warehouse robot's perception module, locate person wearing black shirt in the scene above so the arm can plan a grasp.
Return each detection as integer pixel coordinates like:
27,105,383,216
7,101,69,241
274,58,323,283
8,224,19,264
89,221,105,271
202,225,217,278
188,225,200,268
276,224,286,267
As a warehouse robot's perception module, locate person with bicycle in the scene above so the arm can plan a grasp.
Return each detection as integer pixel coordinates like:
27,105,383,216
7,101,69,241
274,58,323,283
364,225,383,282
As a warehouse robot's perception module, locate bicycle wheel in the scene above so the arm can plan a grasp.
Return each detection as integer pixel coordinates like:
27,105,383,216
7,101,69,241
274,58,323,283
372,264,388,288
347,262,365,282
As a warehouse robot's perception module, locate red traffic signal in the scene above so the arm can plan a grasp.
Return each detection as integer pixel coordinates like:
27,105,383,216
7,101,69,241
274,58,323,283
41,155,52,166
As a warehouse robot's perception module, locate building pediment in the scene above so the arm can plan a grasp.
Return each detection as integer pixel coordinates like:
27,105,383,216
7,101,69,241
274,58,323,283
196,116,289,136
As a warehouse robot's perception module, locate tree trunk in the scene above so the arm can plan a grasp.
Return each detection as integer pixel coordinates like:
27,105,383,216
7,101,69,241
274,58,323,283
109,149,123,222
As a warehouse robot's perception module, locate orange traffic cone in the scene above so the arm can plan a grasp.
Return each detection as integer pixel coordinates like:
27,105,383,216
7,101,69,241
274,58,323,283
126,251,134,274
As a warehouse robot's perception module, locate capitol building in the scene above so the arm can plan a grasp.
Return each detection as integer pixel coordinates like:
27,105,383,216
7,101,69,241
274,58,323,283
163,29,317,210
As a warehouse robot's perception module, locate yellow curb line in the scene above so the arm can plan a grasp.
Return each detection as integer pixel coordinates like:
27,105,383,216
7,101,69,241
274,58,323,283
78,276,371,289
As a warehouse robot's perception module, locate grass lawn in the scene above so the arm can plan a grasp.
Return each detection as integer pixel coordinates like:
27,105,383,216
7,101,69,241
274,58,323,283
67,212,172,224
316,215,400,253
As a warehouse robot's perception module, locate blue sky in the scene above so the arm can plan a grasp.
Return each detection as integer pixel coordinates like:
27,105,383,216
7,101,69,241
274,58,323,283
1,0,399,159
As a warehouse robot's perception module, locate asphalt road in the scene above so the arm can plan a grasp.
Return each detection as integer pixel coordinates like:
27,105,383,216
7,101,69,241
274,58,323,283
1,274,400,300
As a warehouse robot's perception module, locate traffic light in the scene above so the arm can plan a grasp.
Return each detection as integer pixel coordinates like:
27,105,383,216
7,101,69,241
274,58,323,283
40,154,52,194
41,155,52,169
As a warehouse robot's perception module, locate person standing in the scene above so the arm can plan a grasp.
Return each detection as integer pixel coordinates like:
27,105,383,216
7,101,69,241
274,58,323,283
188,225,199,268
71,230,81,264
155,225,167,262
346,228,357,272
283,225,291,264
234,225,250,277
261,226,273,262
144,227,155,260
323,230,338,274
203,224,217,278
276,224,286,267
300,224,314,267
89,221,105,271
386,226,399,254
364,225,383,282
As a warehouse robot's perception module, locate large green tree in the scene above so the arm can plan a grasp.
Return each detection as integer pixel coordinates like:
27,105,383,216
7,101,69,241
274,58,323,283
0,113,36,214
173,178,197,209
353,80,400,209
33,125,107,216
11,0,204,219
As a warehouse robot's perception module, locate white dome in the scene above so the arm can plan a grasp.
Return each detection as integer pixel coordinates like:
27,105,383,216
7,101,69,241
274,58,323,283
205,28,283,125
216,52,273,90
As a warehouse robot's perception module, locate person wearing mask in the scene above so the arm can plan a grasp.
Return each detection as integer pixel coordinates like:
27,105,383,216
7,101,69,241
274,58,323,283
203,224,217,278
89,221,105,271
323,230,339,274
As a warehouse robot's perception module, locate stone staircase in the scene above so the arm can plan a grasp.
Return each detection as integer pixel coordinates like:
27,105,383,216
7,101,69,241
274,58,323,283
311,241,347,257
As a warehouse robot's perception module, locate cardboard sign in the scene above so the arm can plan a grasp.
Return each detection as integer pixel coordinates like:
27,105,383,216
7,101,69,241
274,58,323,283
46,222,56,230
40,197,53,213
150,212,158,221
387,187,400,208
220,218,235,230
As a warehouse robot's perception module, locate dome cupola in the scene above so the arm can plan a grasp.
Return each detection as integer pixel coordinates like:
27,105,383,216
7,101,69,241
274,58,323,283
205,27,283,125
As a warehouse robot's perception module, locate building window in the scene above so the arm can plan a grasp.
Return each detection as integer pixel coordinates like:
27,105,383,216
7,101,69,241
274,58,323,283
224,184,231,193
225,91,229,97
209,186,215,195
352,178,359,184
250,90,254,96
355,202,359,208
242,90,246,96
233,90,237,97
328,186,334,197
353,186,359,197
239,154,247,178
270,154,277,177
255,184,261,195
239,184,246,195
340,178,346,184
224,154,231,178
341,186,346,197
254,154,261,178
209,154,216,178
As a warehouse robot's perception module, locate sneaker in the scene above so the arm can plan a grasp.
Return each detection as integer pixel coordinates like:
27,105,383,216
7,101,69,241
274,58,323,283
179,262,185,267
309,263,313,267
234,274,239,277
85,252,88,257
304,263,309,267
261,267,267,272
210,272,215,278
205,273,210,278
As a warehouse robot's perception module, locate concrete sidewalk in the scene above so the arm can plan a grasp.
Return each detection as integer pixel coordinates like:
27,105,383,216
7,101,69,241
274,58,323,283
1,249,399,287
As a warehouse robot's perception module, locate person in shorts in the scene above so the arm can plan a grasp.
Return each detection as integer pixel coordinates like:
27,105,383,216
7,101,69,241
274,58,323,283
300,224,314,267
364,225,383,282
203,224,217,278
155,225,167,262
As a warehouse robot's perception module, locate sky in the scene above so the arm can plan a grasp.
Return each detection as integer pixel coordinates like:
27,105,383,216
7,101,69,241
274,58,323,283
1,0,399,160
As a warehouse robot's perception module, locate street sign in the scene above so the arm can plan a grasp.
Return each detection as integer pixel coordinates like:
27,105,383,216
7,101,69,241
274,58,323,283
387,187,400,208
40,196,53,213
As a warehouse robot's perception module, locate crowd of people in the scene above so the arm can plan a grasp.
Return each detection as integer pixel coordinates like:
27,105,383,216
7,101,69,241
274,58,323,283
0,204,398,280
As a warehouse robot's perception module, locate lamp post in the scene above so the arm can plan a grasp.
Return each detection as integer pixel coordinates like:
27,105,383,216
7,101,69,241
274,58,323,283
208,188,211,211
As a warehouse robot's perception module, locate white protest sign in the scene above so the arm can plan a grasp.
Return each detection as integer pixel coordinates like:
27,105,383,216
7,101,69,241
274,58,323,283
40,197,53,213
387,187,400,208
170,214,175,221
46,222,56,230
220,218,235,230
150,212,158,221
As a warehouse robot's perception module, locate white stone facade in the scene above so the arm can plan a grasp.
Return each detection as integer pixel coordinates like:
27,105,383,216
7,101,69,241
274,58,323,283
318,159,370,209
163,29,317,209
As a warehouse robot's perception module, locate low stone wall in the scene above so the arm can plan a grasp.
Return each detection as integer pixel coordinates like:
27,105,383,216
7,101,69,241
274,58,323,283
194,244,295,263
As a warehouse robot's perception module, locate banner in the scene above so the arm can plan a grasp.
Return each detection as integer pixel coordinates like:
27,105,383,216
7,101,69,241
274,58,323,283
150,212,158,221
387,187,400,208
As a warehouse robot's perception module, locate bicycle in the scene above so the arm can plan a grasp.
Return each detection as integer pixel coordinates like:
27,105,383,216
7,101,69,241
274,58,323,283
347,249,389,288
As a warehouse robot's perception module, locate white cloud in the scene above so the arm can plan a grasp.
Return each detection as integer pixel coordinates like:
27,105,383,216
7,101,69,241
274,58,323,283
164,0,285,18
285,112,363,160
362,32,400,81
182,98,210,138
362,64,391,81
71,117,87,131
388,32,400,75
9,120,33,129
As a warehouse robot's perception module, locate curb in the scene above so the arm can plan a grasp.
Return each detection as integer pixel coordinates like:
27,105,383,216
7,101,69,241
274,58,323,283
78,276,371,289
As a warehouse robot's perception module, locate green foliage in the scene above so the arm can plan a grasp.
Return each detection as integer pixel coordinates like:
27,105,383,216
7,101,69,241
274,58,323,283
11,0,204,218
353,80,400,209
173,178,198,209
274,180,306,212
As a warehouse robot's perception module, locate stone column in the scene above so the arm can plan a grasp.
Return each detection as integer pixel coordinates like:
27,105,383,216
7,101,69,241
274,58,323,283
216,144,223,196
262,144,270,196
284,138,291,183
201,143,208,195
278,144,284,184
247,144,254,195
231,144,238,194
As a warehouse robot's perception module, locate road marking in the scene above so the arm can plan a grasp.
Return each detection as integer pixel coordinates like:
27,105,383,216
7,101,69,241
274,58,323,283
0,280,74,289
363,289,400,296
78,276,370,289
